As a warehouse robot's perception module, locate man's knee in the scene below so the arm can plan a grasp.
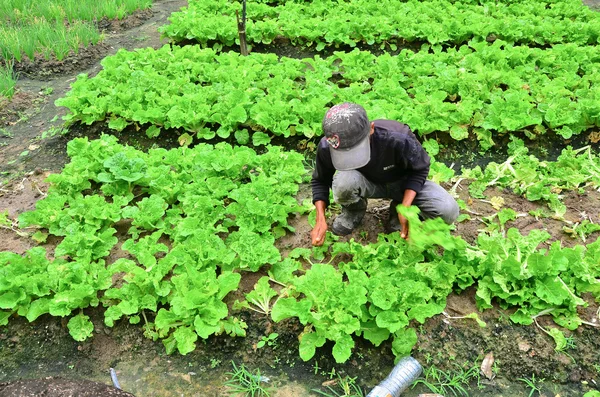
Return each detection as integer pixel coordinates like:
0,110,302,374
332,170,365,205
432,199,460,224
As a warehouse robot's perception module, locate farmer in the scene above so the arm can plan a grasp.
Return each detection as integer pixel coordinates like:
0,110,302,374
310,102,459,246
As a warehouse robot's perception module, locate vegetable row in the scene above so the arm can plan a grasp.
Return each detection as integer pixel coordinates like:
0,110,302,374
57,43,600,145
1,136,600,361
159,0,600,48
2,135,306,347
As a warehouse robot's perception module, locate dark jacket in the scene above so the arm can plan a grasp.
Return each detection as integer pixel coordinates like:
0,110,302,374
311,119,430,205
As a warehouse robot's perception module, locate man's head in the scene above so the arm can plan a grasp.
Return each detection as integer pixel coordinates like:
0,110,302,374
322,102,371,170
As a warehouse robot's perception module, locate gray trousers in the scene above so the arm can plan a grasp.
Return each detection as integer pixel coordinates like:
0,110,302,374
332,170,460,224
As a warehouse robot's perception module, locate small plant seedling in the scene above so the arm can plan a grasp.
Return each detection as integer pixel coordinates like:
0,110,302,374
257,333,279,349
313,361,321,375
210,358,221,369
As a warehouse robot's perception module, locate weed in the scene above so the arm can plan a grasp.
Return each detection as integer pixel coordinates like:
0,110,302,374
564,336,576,350
210,358,221,369
492,360,500,377
414,362,481,396
495,309,513,324
133,34,150,42
424,352,433,364
40,125,68,139
518,374,544,397
313,374,364,397
313,361,321,375
328,367,337,379
225,361,271,397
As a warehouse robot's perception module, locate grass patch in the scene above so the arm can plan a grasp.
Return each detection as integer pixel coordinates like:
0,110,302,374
0,61,17,99
225,361,272,397
0,0,152,63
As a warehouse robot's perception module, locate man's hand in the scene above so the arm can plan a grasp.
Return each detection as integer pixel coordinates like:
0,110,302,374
398,213,409,240
399,189,416,240
311,220,328,246
311,200,328,246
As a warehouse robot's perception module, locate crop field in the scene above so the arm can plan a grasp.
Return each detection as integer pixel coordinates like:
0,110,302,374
1,0,600,396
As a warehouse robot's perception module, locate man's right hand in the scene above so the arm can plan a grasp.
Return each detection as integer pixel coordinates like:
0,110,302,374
311,201,329,246
311,220,328,246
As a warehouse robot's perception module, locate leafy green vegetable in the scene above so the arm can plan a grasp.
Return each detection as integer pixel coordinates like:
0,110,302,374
56,43,600,145
68,313,94,341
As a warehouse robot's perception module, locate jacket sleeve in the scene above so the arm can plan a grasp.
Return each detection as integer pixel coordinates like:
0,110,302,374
311,140,336,206
396,133,430,193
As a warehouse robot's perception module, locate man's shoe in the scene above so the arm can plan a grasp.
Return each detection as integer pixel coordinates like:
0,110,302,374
332,199,367,236
387,200,402,233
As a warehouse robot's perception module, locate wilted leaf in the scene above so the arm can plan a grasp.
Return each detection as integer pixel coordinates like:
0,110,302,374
480,351,495,380
490,196,505,210
178,133,193,147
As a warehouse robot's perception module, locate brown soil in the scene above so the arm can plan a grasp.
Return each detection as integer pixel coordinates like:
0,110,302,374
97,9,156,34
13,43,112,81
0,377,136,397
583,0,600,9
0,92,44,128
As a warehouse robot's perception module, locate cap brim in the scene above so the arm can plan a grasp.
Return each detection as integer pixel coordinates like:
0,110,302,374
330,133,371,171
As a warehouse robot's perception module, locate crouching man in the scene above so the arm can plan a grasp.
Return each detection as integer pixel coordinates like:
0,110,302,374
310,102,459,246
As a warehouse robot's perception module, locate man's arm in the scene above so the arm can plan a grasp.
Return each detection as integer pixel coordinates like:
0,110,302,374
311,200,328,246
399,134,430,194
311,139,336,246
394,130,429,239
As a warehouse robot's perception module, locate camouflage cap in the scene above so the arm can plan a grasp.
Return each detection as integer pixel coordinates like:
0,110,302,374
322,102,371,170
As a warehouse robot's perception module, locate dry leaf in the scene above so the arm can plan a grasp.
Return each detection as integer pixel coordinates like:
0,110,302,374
480,351,495,380
490,196,505,210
